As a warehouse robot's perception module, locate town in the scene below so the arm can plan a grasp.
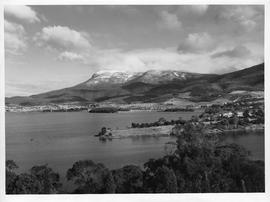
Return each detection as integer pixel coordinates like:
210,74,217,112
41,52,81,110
93,93,264,140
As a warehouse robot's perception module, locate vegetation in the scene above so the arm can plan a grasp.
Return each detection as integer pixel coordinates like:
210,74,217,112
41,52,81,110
164,108,194,112
6,161,62,194
131,117,186,128
112,165,143,193
66,160,115,193
88,107,118,113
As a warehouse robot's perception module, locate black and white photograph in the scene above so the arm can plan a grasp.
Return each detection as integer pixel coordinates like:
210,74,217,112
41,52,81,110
0,0,269,201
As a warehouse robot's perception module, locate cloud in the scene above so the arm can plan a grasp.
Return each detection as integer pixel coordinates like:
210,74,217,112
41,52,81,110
84,46,262,75
34,25,91,52
178,32,215,53
185,5,209,15
158,10,182,30
5,79,79,97
211,45,251,58
5,5,40,23
220,6,261,31
58,51,85,62
4,20,27,55
213,66,238,74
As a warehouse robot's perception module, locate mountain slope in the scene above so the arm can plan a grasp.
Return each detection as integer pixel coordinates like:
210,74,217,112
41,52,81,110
6,63,264,105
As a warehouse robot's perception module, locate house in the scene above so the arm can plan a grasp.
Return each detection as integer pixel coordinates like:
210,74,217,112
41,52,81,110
223,112,233,118
237,111,244,117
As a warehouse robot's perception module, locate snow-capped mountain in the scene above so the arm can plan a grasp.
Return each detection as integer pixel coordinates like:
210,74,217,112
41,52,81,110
84,70,200,86
129,70,200,84
6,63,264,105
85,71,142,86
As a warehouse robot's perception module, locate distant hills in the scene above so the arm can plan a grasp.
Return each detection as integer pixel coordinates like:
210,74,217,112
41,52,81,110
6,63,264,106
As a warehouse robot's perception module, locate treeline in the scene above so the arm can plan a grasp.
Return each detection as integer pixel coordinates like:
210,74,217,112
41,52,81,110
6,122,264,194
131,117,187,128
88,107,118,113
164,108,194,112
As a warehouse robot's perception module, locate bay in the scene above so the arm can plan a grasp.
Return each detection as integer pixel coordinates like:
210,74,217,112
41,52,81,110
6,111,264,178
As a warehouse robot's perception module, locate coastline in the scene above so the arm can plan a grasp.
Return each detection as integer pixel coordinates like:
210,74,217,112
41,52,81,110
98,123,264,139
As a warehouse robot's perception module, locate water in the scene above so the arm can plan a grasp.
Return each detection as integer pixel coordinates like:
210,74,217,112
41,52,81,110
6,111,264,178
221,130,264,161
6,111,198,174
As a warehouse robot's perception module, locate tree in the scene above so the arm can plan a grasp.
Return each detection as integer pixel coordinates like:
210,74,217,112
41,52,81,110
6,160,18,172
232,113,239,129
30,164,62,194
66,160,115,193
167,121,264,193
112,165,143,193
98,127,107,136
143,156,179,193
12,173,42,194
240,160,264,192
6,160,43,194
158,117,166,125
191,115,199,122
152,166,178,193
6,160,19,194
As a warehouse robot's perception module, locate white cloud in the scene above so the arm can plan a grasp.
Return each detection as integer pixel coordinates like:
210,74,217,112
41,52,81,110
34,25,91,52
58,51,85,62
178,32,215,53
5,5,40,23
4,20,27,55
211,45,251,58
220,6,260,31
84,46,262,75
158,10,182,30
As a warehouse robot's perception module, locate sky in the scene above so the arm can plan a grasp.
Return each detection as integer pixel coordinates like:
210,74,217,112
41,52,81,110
4,5,264,97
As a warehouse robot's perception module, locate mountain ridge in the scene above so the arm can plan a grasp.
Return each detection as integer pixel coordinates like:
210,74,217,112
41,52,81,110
6,63,264,106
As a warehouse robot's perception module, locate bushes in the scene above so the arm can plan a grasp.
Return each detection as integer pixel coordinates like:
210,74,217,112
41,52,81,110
11,173,42,194
6,162,62,194
143,164,177,193
131,117,186,128
66,160,115,193
112,165,143,193
30,165,62,194
89,107,118,113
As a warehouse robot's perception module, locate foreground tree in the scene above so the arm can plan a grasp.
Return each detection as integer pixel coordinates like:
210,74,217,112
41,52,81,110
66,160,115,193
30,164,62,194
112,165,143,193
147,165,177,193
6,160,19,194
6,160,62,194
143,121,264,193
12,173,42,194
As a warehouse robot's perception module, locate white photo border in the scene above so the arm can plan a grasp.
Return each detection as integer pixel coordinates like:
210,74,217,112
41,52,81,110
0,0,269,202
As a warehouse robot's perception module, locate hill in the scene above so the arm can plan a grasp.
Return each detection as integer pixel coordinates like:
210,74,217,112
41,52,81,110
6,63,264,105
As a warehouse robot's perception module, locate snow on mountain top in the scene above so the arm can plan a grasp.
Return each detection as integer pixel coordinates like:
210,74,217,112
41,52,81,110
86,71,141,86
85,69,196,86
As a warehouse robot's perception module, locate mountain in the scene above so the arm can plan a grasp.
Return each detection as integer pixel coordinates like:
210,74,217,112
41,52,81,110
6,63,264,106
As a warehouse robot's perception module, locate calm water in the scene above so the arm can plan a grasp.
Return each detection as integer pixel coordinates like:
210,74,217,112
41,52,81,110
6,111,264,177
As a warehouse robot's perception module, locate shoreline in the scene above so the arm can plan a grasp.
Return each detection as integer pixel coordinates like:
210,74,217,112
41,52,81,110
98,124,264,140
206,124,264,134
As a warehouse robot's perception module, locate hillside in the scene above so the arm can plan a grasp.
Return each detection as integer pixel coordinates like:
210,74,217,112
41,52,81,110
6,63,264,105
